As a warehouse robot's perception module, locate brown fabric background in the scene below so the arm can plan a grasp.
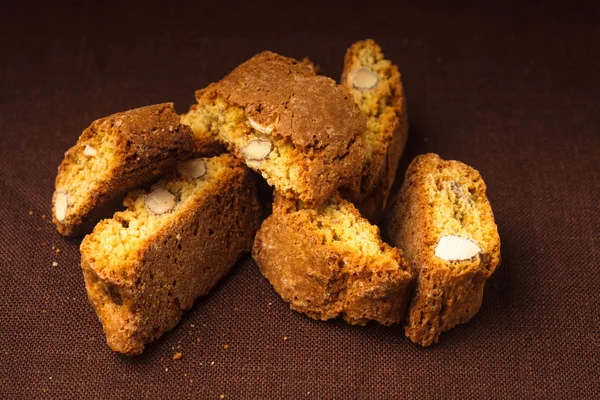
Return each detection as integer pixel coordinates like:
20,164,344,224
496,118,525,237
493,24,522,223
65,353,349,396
1,1,599,398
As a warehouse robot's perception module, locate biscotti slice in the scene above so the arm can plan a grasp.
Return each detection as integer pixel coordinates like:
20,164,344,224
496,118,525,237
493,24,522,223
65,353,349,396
192,51,366,205
253,193,413,326
339,39,408,221
385,153,501,346
180,104,226,156
52,103,195,236
80,154,261,355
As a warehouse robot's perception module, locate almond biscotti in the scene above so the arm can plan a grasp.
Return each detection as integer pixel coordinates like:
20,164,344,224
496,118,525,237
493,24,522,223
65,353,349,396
385,153,501,346
81,154,261,355
340,39,408,221
189,51,366,205
52,103,195,236
253,193,413,326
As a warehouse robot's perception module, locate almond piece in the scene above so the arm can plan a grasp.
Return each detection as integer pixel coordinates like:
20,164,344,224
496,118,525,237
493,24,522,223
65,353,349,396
247,116,277,134
145,188,177,215
55,191,68,222
241,139,273,161
83,145,97,157
434,235,481,261
177,159,207,179
349,67,379,89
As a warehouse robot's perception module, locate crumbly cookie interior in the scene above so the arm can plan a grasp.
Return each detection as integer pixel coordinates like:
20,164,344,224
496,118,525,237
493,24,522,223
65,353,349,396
83,155,231,277
55,125,118,219
291,197,400,270
346,44,399,162
425,165,496,259
191,97,305,199
180,104,218,145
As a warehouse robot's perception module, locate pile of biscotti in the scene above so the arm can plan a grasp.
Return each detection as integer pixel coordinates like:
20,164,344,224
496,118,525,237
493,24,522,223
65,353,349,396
52,40,500,355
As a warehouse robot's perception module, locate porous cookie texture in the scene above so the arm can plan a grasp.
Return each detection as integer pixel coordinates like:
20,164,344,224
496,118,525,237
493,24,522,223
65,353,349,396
52,103,195,236
180,104,226,156
192,51,366,205
339,39,408,221
253,193,413,326
385,153,501,347
80,154,261,355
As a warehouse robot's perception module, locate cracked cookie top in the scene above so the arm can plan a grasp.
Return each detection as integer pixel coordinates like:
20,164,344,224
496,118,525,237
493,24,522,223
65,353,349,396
195,51,366,156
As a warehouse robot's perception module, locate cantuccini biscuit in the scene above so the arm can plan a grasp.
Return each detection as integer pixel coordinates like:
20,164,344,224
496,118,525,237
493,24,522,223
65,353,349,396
52,103,195,236
340,39,408,221
81,154,261,355
253,193,413,326
386,153,500,346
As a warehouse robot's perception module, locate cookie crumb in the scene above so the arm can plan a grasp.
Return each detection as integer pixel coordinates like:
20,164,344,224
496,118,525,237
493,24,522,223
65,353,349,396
29,210,33,216
283,336,288,341
210,361,215,366
41,215,47,220
165,368,169,372
220,394,225,399
52,261,58,267
223,344,229,350
196,338,201,343
173,352,182,360
55,248,61,253
190,324,195,328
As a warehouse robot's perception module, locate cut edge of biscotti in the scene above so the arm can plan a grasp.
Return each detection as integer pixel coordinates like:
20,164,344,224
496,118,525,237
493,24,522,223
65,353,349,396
341,39,405,168
81,154,240,283
415,153,500,272
257,193,413,325
283,195,402,270
52,103,194,236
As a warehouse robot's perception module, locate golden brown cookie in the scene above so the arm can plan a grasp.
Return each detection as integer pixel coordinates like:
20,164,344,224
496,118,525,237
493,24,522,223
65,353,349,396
385,153,501,346
52,103,195,236
81,154,261,355
339,39,408,221
191,51,366,206
253,193,413,326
